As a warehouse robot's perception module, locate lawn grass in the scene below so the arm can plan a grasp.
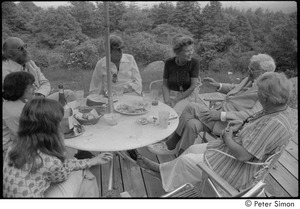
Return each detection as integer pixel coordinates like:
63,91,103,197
43,63,245,97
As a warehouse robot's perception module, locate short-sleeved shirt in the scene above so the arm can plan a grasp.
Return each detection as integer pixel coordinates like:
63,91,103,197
204,107,296,191
163,57,200,91
3,148,90,197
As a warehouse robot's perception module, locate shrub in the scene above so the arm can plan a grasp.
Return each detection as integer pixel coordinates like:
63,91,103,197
27,46,50,69
152,23,193,45
122,32,172,65
64,39,100,70
208,58,232,73
47,51,65,70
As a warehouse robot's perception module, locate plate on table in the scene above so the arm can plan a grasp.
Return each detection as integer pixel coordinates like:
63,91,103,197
114,101,151,115
86,94,118,106
64,125,85,139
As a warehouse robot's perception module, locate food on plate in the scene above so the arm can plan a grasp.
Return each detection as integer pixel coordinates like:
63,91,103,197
137,117,149,125
116,101,150,114
74,108,100,121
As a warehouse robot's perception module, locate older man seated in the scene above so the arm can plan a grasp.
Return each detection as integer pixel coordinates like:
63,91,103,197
2,37,75,102
127,72,297,193
89,34,142,96
148,54,277,156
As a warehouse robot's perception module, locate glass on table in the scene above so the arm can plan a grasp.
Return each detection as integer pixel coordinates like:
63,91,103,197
151,89,159,106
113,84,124,99
74,90,85,107
142,90,153,103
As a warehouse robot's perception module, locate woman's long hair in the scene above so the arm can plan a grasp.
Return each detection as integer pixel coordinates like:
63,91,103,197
8,98,66,173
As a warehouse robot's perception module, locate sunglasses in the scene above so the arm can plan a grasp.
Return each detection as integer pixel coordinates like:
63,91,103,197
248,66,261,74
17,44,28,52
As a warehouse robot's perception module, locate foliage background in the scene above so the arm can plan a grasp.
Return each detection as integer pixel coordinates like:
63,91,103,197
2,1,297,93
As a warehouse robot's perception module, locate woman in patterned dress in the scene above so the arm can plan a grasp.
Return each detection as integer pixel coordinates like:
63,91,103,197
3,98,113,197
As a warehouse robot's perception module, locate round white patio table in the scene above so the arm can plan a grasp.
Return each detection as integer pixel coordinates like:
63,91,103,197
64,94,179,192
64,94,179,151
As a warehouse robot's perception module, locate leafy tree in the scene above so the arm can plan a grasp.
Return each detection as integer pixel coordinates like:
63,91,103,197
2,2,29,34
118,4,153,33
152,24,193,45
30,7,84,48
149,2,176,28
17,1,42,19
172,1,202,36
122,32,172,65
264,12,297,74
230,15,254,52
96,1,127,32
68,1,104,38
199,1,229,38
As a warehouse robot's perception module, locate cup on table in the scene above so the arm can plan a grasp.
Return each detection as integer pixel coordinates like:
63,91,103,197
142,90,153,103
151,89,159,106
74,90,85,107
158,111,170,129
103,113,121,126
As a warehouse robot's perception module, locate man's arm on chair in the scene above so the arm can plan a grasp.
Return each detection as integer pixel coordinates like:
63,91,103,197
222,100,262,122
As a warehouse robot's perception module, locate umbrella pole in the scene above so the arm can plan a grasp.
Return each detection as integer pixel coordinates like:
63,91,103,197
104,2,113,113
104,2,115,192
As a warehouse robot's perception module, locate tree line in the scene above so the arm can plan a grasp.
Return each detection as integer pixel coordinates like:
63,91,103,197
2,1,297,77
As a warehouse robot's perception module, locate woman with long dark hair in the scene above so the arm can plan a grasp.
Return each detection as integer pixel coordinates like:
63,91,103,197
3,98,113,197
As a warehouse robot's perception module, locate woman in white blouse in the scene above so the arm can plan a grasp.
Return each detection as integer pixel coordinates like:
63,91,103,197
89,34,142,96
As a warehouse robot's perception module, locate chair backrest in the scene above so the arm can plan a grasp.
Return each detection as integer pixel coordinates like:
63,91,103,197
141,60,164,92
253,144,286,183
233,180,266,197
198,143,287,197
161,183,199,198
161,180,266,198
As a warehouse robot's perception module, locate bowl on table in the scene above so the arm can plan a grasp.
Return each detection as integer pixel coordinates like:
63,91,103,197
76,106,106,115
103,113,121,126
74,108,103,125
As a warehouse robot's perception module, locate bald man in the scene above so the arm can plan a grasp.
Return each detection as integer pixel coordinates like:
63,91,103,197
2,37,75,101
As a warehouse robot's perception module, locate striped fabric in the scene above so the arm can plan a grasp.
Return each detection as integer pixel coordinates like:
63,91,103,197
204,107,296,191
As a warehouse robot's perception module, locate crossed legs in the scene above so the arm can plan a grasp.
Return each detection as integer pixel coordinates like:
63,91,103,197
164,103,211,155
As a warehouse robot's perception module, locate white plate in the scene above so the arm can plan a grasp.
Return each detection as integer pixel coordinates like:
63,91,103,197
64,125,85,139
114,101,151,115
86,94,118,105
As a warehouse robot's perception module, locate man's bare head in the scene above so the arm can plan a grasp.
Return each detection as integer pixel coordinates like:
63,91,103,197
2,37,30,65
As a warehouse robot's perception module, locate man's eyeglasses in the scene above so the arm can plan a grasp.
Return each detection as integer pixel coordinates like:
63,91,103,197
17,44,27,52
248,66,261,74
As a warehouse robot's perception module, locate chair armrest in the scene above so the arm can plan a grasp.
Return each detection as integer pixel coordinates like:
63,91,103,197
161,183,197,198
196,162,239,196
149,79,163,91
